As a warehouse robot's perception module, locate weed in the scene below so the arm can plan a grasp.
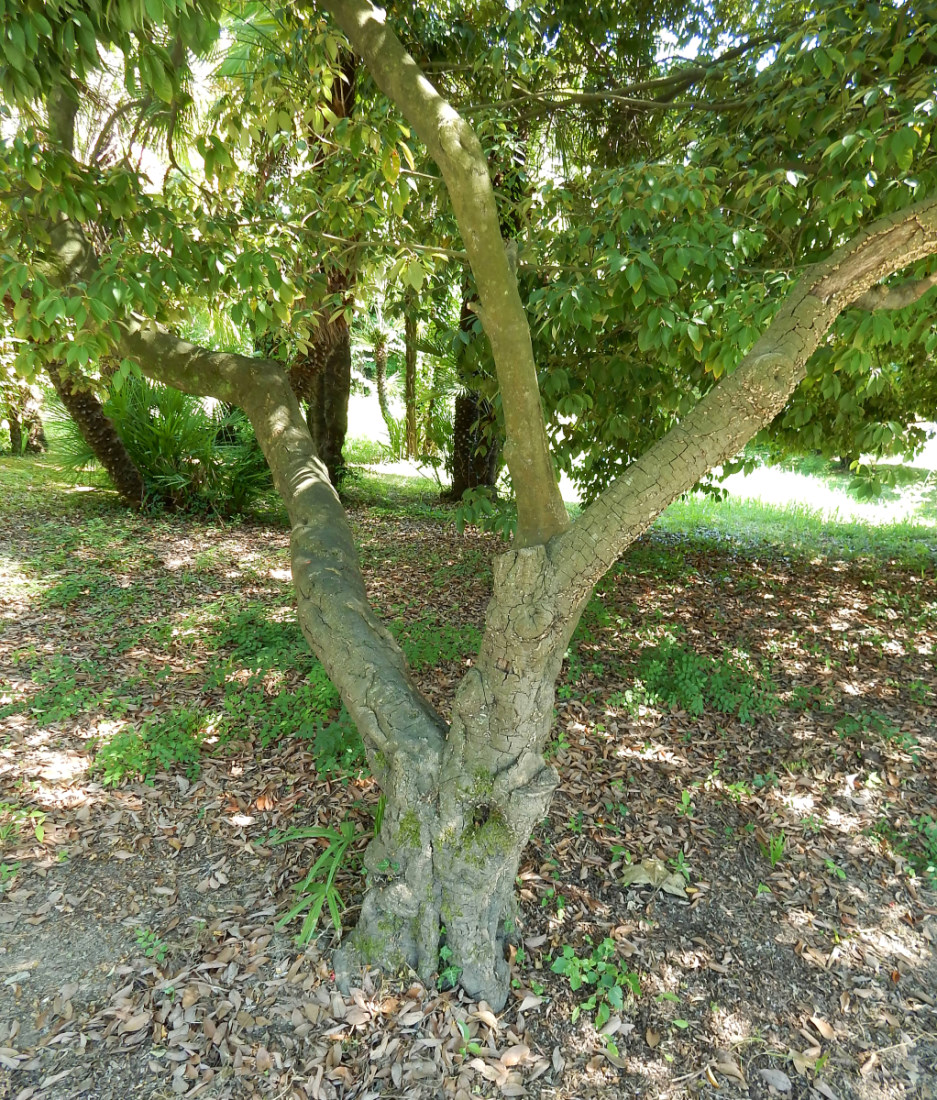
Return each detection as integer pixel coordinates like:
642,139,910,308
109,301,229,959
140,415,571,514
0,862,21,889
93,708,212,785
268,820,357,941
551,937,640,1045
824,858,847,881
617,638,777,723
438,930,462,990
456,1020,483,1057
135,927,169,963
0,802,46,844
676,789,695,818
669,851,691,882
759,831,786,867
909,815,937,883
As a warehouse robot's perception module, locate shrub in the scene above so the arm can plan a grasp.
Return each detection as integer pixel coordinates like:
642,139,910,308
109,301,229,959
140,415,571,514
55,374,271,516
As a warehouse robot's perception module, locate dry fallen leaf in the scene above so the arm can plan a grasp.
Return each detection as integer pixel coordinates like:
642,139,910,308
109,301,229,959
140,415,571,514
646,1028,660,1048
621,858,688,898
810,1015,835,1040
758,1067,792,1092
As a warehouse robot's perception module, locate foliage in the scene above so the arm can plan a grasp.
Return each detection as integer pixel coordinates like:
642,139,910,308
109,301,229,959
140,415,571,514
92,708,210,786
134,927,169,963
551,937,640,1041
53,374,271,516
454,486,517,540
268,820,358,941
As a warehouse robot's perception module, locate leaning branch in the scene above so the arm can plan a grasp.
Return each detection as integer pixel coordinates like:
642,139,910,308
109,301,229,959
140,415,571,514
46,219,445,787
548,198,937,599
322,0,569,547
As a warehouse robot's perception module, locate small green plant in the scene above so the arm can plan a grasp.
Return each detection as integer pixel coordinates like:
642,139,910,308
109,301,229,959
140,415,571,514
676,789,695,818
622,638,778,723
669,850,691,882
457,1020,483,1057
438,929,462,989
0,861,21,889
759,830,786,867
268,820,357,940
755,882,772,897
540,885,567,913
93,709,209,785
824,858,847,881
910,814,937,882
135,927,168,963
551,938,640,1046
0,802,46,843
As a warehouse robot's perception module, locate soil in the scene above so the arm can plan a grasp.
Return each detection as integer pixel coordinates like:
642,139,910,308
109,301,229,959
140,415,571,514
0,470,935,1100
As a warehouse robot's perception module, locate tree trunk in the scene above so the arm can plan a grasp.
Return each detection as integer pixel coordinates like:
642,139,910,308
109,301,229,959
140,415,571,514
447,390,501,500
374,333,391,427
46,362,145,506
290,270,353,486
5,383,47,455
404,311,418,458
26,409,47,453
295,325,352,486
45,0,937,1012
6,404,23,455
337,542,586,1006
422,357,439,456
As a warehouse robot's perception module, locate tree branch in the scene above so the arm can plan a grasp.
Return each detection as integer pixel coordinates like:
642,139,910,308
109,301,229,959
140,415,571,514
852,272,937,311
548,198,937,600
46,219,446,792
321,0,569,547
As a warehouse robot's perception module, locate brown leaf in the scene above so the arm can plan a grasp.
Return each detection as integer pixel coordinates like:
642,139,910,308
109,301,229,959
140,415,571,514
499,1043,530,1067
809,1015,835,1040
646,1028,660,1048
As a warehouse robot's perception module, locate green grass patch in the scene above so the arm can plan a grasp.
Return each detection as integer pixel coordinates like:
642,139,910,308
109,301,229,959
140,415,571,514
657,493,936,567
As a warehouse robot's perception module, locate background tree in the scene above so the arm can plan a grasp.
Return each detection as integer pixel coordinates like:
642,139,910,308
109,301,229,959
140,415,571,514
2,0,937,1011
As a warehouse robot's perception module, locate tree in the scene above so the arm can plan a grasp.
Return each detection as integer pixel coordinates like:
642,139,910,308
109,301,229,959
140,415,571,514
3,0,937,1010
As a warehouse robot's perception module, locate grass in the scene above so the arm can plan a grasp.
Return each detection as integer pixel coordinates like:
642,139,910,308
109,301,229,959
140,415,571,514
656,492,936,567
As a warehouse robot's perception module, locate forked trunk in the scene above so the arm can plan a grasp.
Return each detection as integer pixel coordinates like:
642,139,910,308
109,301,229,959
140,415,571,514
336,545,586,1008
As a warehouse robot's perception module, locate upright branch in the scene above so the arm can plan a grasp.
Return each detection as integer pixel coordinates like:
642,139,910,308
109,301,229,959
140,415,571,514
322,0,569,547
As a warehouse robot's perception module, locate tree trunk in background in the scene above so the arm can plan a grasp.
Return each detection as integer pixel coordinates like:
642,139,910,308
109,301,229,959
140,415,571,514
46,362,145,506
374,332,391,427
422,357,439,456
447,390,501,499
6,405,23,454
446,294,502,499
404,311,418,458
293,313,352,486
